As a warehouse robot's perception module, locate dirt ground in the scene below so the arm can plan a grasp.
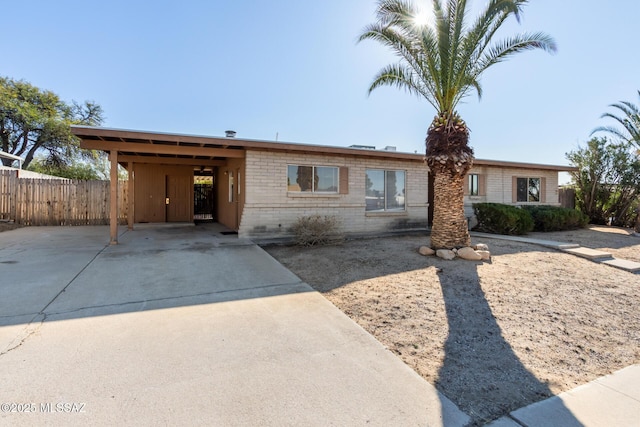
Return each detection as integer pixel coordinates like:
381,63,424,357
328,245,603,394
265,226,640,425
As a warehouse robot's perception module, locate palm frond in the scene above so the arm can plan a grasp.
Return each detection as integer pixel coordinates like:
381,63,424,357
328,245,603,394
591,91,640,147
613,100,640,117
368,63,439,110
359,24,426,81
360,0,555,116
473,32,557,77
591,125,632,141
464,0,520,57
374,0,419,29
443,0,468,107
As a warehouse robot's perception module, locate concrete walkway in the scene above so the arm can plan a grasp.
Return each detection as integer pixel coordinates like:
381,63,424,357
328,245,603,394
472,231,640,273
0,225,468,426
488,365,640,426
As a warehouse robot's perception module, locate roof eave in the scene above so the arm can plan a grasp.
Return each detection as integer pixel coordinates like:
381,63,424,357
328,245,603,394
473,158,577,172
70,125,425,161
71,126,576,171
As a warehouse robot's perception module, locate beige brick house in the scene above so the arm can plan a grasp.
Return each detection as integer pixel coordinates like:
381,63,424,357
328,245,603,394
71,126,574,243
461,159,572,228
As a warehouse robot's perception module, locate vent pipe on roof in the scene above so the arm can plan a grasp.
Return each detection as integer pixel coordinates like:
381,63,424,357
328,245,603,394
225,130,236,138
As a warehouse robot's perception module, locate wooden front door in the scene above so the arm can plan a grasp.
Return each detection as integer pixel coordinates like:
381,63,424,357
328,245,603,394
166,175,191,222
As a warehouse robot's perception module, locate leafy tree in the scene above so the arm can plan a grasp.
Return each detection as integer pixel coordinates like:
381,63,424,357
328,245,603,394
566,137,640,230
358,0,556,248
592,90,640,149
27,156,102,180
0,76,104,169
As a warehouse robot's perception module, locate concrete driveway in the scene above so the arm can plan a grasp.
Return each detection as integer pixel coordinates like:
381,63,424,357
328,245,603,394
0,224,468,426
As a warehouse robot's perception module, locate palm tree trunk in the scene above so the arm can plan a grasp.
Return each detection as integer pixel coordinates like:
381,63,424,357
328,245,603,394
430,166,470,249
426,112,472,250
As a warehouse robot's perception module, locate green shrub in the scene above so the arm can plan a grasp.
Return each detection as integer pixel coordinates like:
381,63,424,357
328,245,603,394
472,203,534,235
523,205,589,231
292,215,344,246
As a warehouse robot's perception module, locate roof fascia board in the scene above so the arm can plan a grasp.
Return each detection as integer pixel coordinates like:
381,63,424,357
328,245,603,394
81,139,245,158
72,126,575,170
473,158,577,172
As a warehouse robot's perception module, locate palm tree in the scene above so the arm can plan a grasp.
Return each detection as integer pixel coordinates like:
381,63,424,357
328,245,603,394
592,91,640,149
591,92,640,233
359,0,556,249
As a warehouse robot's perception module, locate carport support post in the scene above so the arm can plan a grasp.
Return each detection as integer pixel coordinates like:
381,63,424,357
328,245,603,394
127,162,134,230
110,150,119,245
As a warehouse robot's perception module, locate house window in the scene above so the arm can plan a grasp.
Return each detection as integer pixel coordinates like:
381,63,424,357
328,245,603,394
287,165,339,193
365,169,406,212
469,174,479,196
516,177,541,202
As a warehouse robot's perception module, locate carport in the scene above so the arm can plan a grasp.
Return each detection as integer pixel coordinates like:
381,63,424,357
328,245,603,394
71,126,246,244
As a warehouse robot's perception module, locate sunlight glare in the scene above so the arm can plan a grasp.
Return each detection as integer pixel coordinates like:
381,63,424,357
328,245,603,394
412,7,433,28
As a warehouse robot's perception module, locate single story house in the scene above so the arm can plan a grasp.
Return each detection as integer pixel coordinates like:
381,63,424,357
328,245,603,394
70,126,575,243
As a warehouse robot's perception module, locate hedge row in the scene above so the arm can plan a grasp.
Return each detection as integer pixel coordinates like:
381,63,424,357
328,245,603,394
472,203,534,235
472,203,588,235
523,205,589,232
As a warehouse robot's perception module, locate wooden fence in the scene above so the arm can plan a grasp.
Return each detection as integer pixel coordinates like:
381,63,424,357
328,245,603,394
559,187,576,210
0,170,128,226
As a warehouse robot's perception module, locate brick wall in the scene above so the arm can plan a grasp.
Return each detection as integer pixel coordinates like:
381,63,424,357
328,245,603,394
463,165,560,224
240,150,429,239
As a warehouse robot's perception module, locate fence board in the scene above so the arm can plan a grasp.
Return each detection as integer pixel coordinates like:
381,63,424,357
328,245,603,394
559,187,576,210
0,170,18,220
0,172,128,226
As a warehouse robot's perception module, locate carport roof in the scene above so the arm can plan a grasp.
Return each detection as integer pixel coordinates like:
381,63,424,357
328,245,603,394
71,125,425,163
71,125,576,171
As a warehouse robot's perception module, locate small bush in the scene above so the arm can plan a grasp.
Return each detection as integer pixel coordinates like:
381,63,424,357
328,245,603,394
292,215,344,246
473,203,534,235
523,205,589,231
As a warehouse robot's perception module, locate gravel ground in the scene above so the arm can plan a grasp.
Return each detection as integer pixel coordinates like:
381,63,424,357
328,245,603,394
264,226,640,425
